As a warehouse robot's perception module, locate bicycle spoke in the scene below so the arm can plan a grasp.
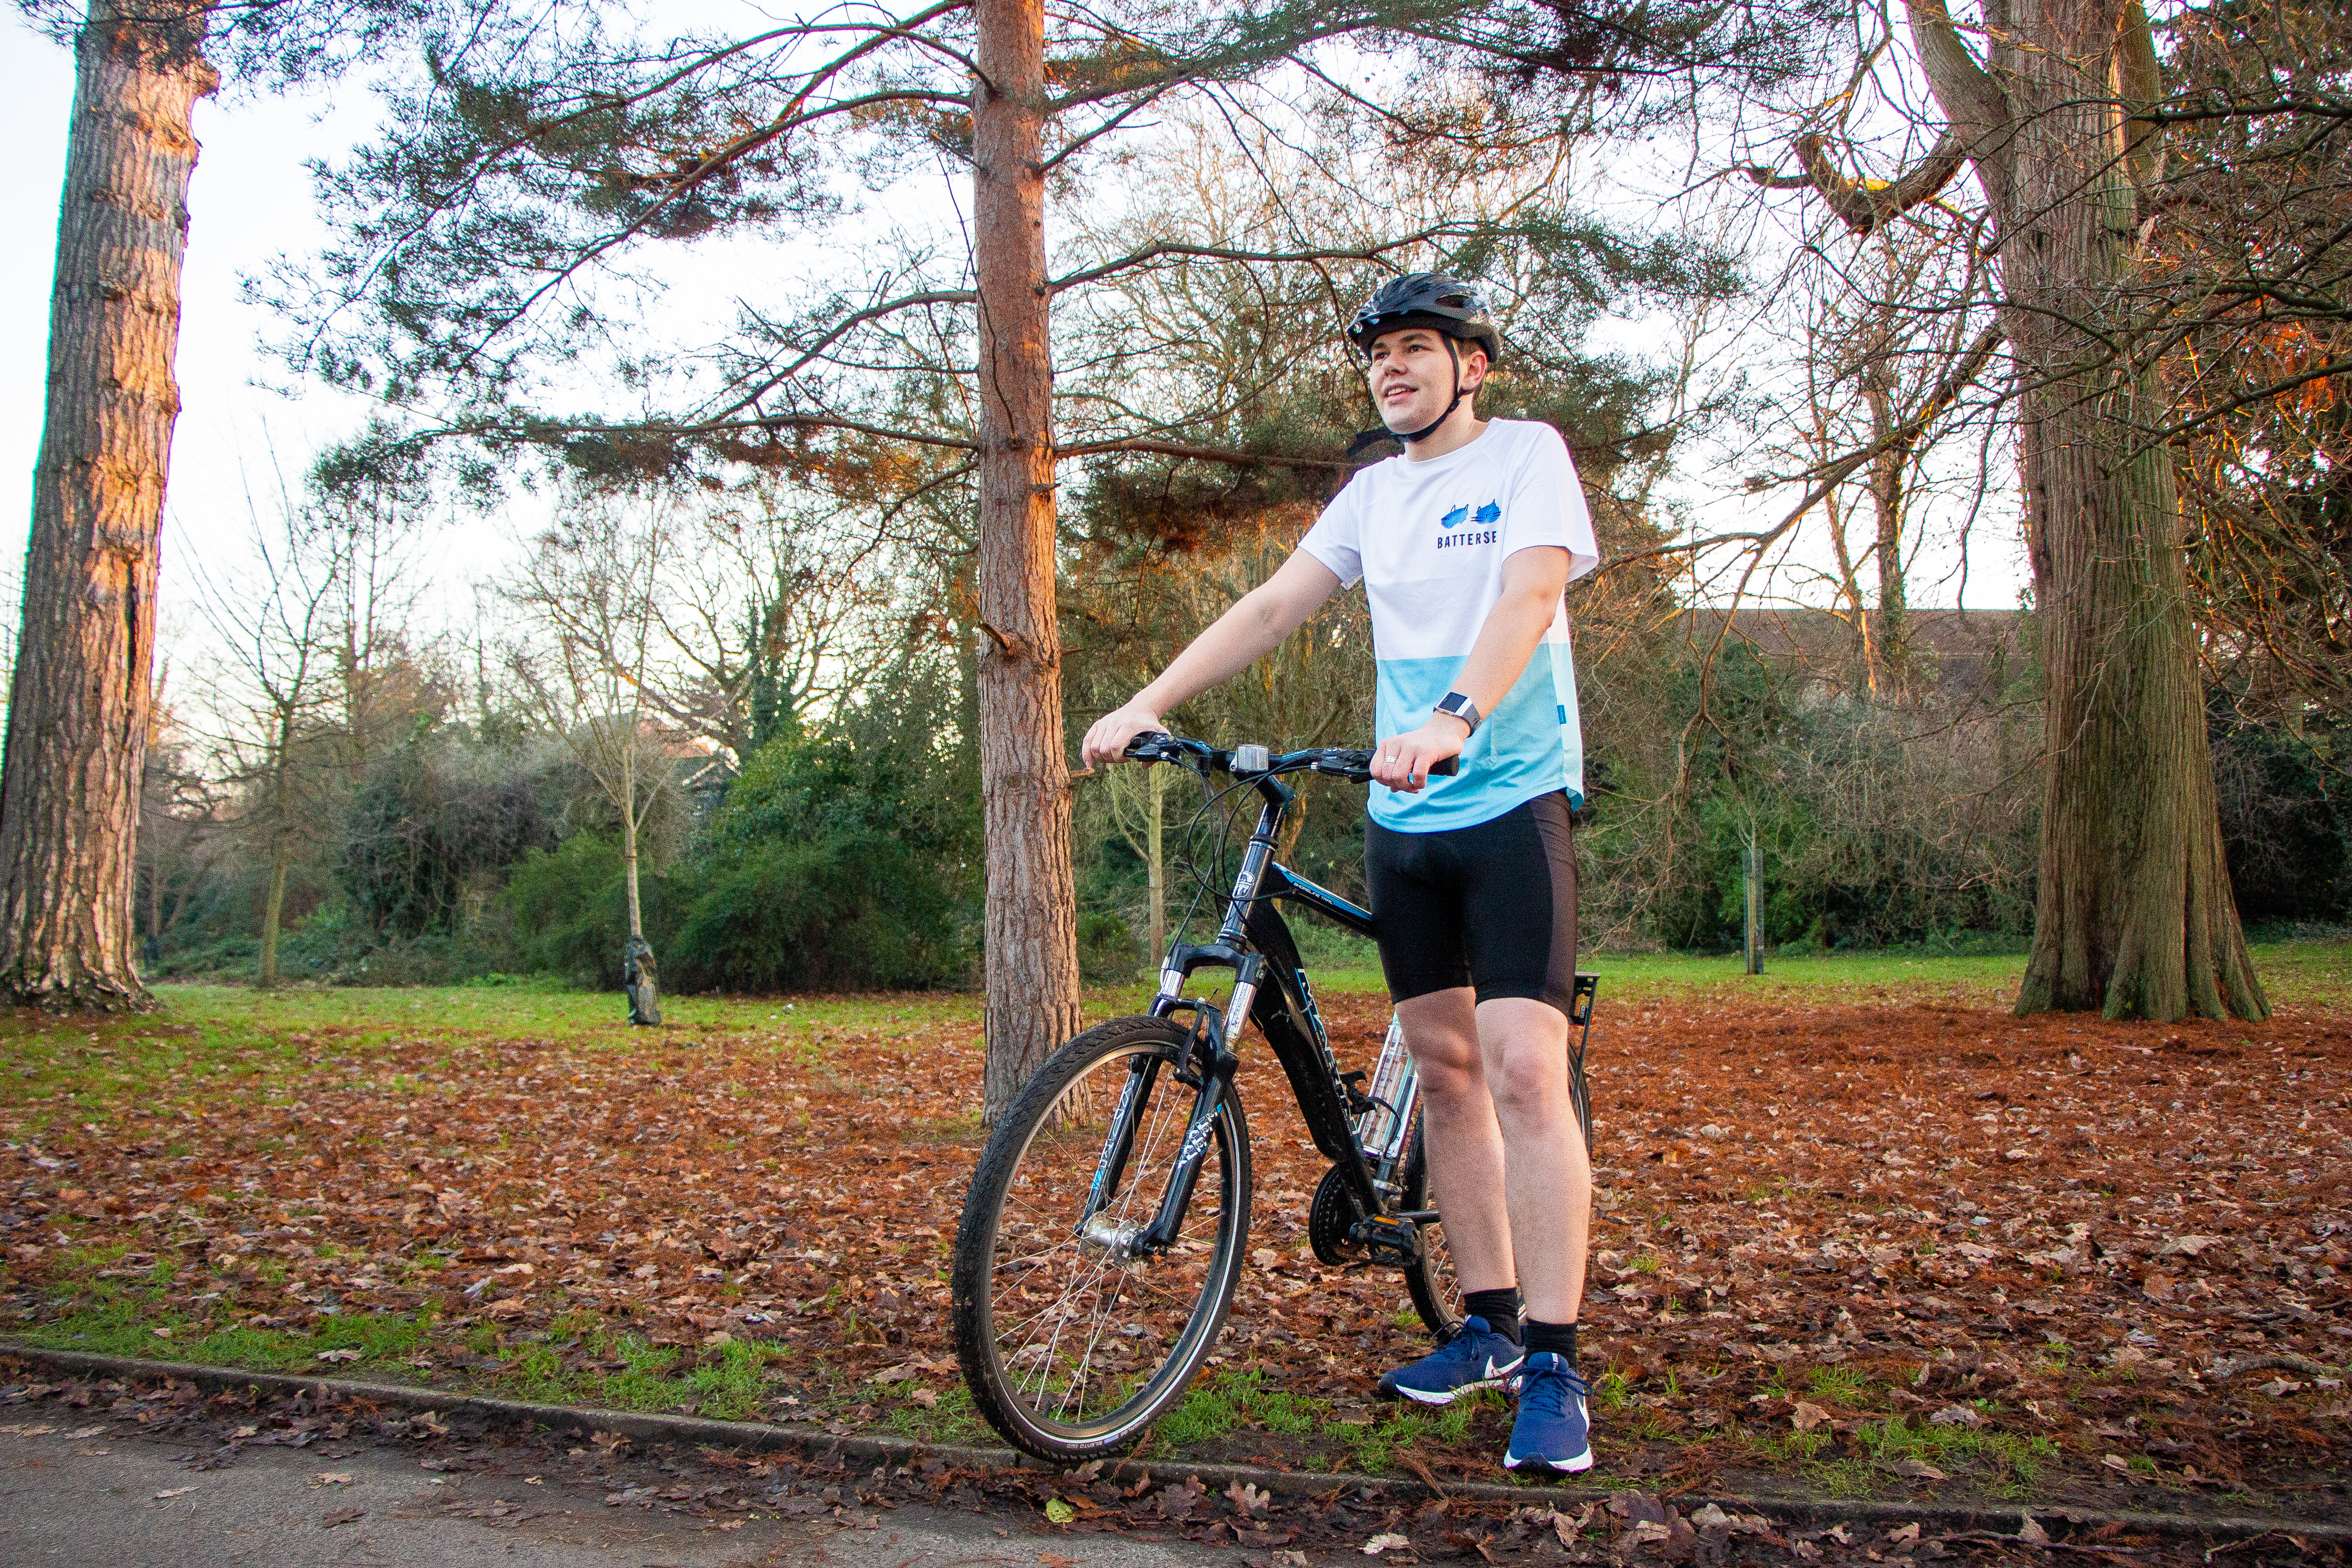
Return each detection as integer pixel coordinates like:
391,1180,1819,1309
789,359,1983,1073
959,1019,1248,1454
1001,1070,1210,1413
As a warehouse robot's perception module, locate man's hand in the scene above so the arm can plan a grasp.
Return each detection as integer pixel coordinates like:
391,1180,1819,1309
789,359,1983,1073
1082,704,1167,769
1370,716,1468,793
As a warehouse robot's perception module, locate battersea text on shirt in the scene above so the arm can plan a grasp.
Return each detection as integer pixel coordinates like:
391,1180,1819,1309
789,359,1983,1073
1298,419,1601,833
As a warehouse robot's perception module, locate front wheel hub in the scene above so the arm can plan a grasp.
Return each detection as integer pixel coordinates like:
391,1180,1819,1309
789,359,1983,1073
1078,1215,1150,1262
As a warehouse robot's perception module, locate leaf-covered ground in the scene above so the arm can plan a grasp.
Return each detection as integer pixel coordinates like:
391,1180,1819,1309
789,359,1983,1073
2,960,2348,1524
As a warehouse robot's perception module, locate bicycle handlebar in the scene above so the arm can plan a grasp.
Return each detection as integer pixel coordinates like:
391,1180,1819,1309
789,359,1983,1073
1122,732,1456,783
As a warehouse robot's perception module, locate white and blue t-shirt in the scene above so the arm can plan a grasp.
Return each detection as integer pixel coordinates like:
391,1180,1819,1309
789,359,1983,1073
1297,418,1600,833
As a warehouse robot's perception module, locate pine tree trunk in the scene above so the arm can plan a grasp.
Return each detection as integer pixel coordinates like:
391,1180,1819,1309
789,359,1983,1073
1903,0,2267,1020
0,3,216,1013
973,0,1082,1122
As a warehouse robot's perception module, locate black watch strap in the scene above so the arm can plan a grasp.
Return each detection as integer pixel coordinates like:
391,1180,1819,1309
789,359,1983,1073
1434,691,1481,735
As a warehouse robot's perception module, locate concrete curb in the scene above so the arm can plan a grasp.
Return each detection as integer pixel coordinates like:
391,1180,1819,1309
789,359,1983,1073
2,1343,2342,1548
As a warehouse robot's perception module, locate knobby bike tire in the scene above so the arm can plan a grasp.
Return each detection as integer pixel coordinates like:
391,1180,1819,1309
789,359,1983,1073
951,1015,1252,1462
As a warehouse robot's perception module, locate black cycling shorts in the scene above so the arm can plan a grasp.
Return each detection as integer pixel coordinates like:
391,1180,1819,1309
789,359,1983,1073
1364,792,1579,1015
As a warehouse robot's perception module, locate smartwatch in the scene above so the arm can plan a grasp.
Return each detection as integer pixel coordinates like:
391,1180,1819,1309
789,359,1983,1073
1433,691,1481,735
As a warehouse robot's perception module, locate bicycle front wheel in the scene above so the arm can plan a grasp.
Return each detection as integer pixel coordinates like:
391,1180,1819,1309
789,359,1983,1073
952,1015,1251,1461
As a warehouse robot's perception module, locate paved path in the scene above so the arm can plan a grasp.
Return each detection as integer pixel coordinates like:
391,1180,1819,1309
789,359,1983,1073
0,1419,1223,1568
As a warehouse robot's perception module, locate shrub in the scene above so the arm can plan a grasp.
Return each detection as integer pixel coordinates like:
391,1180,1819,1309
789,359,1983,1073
506,834,686,989
341,740,558,938
1077,909,1142,981
2212,708,2352,923
668,832,964,991
665,648,980,992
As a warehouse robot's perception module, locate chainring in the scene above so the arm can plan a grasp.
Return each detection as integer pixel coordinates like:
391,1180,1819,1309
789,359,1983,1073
1308,1163,1367,1266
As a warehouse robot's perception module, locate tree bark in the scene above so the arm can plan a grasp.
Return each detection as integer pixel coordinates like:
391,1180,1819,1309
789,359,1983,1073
620,728,660,1025
1901,0,2266,1020
258,834,290,988
0,2,216,1013
1146,764,1165,964
1858,365,1909,693
973,0,1083,1122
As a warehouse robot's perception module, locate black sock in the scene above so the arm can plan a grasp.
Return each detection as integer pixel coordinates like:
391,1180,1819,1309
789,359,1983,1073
1462,1288,1522,1343
1524,1319,1578,1367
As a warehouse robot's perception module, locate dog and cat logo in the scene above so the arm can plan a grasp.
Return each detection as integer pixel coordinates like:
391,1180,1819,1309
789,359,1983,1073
1436,500,1501,550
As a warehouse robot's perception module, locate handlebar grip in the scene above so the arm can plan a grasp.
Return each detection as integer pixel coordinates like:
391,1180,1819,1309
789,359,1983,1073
1427,756,1459,778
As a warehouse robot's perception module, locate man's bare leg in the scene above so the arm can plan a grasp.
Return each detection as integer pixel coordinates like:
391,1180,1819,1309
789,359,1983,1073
1382,987,1591,1411
1394,987,1514,1294
1475,997,1590,1326
1397,990,1591,1319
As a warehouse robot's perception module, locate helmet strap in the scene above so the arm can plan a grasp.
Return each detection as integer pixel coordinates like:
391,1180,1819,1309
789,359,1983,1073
1345,337,1470,461
1399,338,1466,445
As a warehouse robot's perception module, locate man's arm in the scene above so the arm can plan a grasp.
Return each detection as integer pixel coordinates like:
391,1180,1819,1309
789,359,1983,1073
1371,545,1571,793
1080,550,1345,766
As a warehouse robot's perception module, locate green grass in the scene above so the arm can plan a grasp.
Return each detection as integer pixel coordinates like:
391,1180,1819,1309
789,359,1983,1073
1807,1365,1874,1405
2243,937,2352,1011
1149,1368,1331,1453
1764,1414,2058,1498
1333,1390,1495,1472
14,1249,804,1421
146,983,987,1044
20,1295,432,1372
1576,951,2034,1005
883,1381,991,1446
1131,936,2351,1007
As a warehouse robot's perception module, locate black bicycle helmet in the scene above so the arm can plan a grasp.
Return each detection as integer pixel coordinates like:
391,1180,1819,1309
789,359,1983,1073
1346,273,1502,365
1343,273,1502,456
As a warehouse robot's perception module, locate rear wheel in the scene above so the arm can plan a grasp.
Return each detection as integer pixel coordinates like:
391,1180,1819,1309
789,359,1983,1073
952,1015,1250,1461
1397,1113,1463,1338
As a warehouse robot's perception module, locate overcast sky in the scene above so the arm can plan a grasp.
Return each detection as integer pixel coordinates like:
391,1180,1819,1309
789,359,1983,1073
0,10,2029,725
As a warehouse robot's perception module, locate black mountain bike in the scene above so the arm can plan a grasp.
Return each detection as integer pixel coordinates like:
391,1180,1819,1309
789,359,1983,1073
951,734,1597,1462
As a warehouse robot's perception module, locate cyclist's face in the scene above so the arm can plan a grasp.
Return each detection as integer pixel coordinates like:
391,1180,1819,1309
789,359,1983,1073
1366,328,1486,431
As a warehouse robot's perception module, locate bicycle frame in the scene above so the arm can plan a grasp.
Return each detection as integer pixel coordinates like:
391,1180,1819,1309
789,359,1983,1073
1076,765,1385,1260
1079,754,1597,1263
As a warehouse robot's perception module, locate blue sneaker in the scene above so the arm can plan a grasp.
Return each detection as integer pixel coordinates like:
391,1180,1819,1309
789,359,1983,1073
1504,1352,1593,1473
1377,1315,1524,1405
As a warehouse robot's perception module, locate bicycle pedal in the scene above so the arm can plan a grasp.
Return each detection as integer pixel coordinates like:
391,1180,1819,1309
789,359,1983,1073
1349,1214,1423,1269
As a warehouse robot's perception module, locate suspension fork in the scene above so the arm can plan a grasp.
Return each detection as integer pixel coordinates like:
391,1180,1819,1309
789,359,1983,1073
1078,999,1245,1255
1141,1039,1241,1252
1080,1052,1163,1227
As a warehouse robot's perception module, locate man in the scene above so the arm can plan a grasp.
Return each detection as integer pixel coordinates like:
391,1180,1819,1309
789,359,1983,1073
1079,273,1601,1473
